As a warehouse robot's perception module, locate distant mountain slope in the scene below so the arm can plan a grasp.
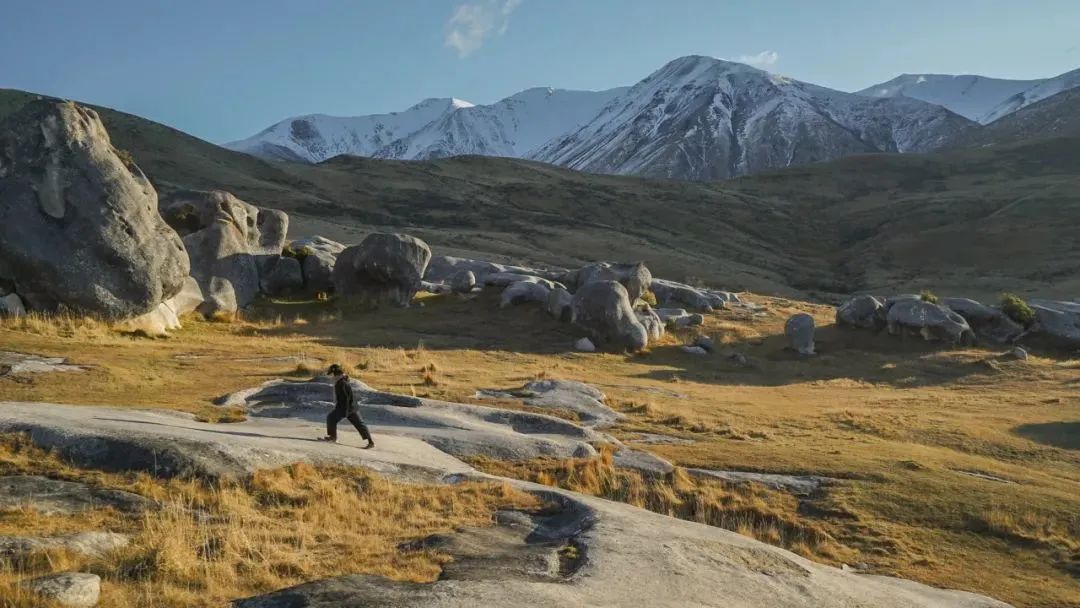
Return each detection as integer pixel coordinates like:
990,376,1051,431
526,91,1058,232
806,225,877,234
225,88,624,163
533,56,975,180
859,67,1080,124
2,87,1077,300
227,55,975,181
946,87,1080,148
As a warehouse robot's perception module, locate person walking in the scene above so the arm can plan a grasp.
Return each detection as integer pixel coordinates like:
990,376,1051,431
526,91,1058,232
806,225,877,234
318,364,375,448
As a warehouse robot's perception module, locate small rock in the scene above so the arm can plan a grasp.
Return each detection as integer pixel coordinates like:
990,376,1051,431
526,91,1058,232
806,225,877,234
574,338,597,353
729,352,751,367
450,269,477,294
24,572,100,608
694,335,715,353
0,293,26,317
1009,346,1028,360
680,345,709,356
676,313,705,327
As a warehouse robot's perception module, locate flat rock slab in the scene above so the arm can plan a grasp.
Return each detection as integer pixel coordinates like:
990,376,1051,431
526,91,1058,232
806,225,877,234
24,572,100,608
0,402,472,483
627,433,696,445
476,379,624,428
0,402,1009,608
0,476,150,515
687,469,837,497
218,378,606,462
0,351,85,375
612,448,675,476
0,531,130,558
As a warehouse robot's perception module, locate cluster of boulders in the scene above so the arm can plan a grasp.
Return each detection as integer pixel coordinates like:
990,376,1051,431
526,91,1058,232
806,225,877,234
835,293,1080,350
424,258,730,353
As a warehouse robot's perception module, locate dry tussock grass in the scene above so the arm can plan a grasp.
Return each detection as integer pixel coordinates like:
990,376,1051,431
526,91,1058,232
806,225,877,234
0,436,539,607
472,447,849,563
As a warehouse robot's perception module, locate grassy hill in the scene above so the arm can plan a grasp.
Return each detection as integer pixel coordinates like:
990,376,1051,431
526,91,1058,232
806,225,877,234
3,88,1078,300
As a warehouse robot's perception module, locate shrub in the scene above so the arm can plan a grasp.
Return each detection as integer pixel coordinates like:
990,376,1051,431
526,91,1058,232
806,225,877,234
1000,293,1036,326
640,290,658,307
919,289,939,304
281,244,315,261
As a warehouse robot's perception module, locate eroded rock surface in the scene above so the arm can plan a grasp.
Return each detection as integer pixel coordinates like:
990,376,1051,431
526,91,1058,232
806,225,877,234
476,379,623,428
0,475,150,515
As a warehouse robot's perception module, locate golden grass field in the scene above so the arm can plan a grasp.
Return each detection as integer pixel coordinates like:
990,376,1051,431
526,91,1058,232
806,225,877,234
1,291,1078,607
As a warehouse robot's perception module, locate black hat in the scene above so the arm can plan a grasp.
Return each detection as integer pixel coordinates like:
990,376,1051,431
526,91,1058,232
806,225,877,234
327,364,345,376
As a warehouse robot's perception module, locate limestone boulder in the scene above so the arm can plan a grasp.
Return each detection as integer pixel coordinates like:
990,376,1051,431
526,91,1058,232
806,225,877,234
500,281,551,308
451,269,477,294
651,278,738,311
546,287,573,322
289,236,345,294
0,293,25,317
836,295,886,330
636,305,665,342
566,262,652,302
571,281,648,352
260,256,304,297
333,233,431,308
0,100,189,319
23,572,100,608
941,297,1024,344
160,190,289,315
425,256,562,284
785,313,816,355
886,299,975,345
1028,299,1080,348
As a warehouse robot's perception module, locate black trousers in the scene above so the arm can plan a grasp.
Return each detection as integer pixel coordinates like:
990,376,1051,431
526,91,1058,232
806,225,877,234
326,409,372,441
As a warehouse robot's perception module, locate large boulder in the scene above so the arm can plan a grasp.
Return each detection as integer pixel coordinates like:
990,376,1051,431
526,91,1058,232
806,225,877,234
650,278,738,312
571,281,648,352
160,190,290,316
1028,299,1080,348
500,280,551,308
425,255,562,284
785,313,816,355
941,297,1024,344
566,262,652,303
333,233,431,307
0,293,25,318
836,295,886,330
289,236,345,295
451,269,477,294
260,256,304,296
547,287,573,322
0,100,189,319
636,305,665,342
886,299,975,345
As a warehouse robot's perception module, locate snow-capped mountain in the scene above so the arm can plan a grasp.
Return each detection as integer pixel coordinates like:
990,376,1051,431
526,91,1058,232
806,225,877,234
533,56,975,180
858,68,1080,124
225,97,475,163
226,88,625,163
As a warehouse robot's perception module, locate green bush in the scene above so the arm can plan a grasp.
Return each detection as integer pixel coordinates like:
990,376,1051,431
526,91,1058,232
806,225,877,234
1000,293,1035,326
281,244,315,261
640,289,658,307
919,289,939,304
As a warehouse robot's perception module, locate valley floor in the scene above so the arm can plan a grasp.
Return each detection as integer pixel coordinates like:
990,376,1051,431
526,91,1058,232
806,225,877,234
0,292,1077,607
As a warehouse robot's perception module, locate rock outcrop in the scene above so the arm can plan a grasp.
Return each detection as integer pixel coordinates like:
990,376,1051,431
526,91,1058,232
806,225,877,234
886,299,975,345
288,236,345,295
571,281,648,352
0,100,189,319
565,262,652,302
500,280,551,308
333,233,432,308
451,269,477,294
425,256,563,285
1029,299,1080,348
941,297,1024,344
546,287,573,322
836,295,885,330
651,278,738,311
160,190,289,316
23,572,101,608
785,313,816,355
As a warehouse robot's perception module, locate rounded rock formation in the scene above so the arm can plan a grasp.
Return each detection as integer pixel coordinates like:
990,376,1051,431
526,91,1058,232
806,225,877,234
0,100,189,319
571,281,648,352
785,313,816,355
333,233,432,308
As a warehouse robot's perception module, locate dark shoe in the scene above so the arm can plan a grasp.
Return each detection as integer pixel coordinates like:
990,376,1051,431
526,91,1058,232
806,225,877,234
363,439,375,450
317,436,337,443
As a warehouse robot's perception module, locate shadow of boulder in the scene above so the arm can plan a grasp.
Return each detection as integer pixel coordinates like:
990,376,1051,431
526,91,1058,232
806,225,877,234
1013,421,1080,450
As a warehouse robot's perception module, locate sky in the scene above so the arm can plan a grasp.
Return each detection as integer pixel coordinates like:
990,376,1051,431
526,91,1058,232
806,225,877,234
3,0,1078,143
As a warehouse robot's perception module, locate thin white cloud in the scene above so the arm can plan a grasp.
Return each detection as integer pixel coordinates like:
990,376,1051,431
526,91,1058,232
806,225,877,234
733,50,780,69
444,0,522,58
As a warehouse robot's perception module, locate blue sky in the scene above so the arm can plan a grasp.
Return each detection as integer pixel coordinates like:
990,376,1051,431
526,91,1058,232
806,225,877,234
3,0,1078,143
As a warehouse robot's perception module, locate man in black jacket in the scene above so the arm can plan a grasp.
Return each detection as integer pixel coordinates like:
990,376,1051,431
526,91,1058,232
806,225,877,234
318,364,375,448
